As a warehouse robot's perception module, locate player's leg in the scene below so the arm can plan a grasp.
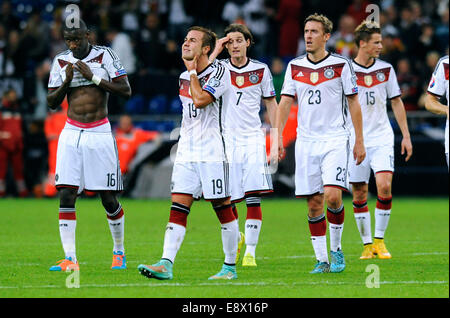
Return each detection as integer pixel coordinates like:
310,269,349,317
242,143,272,266
139,161,198,280
99,190,127,269
50,127,82,271
295,139,329,273
322,138,350,273
349,144,373,258
139,194,194,280
228,152,245,265
209,196,239,280
373,171,393,259
307,193,330,273
242,196,261,266
49,186,79,271
352,182,374,259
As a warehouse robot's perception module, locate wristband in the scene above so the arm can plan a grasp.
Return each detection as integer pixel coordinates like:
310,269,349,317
91,74,102,85
189,69,197,77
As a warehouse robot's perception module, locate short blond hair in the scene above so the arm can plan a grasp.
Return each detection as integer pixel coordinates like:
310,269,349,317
354,20,381,47
304,13,333,34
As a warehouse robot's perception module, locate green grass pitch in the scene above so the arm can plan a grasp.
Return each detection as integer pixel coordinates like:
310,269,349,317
0,197,448,298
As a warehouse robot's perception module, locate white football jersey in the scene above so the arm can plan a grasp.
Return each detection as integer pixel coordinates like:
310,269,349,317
349,59,401,147
221,58,276,145
176,60,231,162
281,52,358,141
427,55,449,153
48,45,127,89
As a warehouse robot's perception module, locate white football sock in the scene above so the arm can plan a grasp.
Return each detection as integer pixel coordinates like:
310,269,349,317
162,222,186,263
354,211,372,244
59,219,77,262
108,215,125,253
221,219,239,264
374,208,391,239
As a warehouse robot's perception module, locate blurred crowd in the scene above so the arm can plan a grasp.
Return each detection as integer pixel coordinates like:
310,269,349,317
0,0,448,197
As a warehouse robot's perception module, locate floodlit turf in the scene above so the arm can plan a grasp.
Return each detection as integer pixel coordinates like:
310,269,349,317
0,197,448,298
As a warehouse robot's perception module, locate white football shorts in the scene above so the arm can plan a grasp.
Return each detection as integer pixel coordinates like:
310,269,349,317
226,141,273,203
295,137,350,197
55,118,123,193
348,144,394,184
171,161,230,200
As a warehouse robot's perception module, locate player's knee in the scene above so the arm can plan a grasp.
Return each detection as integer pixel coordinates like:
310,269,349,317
58,187,77,206
377,181,392,197
100,192,119,211
352,183,368,201
324,192,342,209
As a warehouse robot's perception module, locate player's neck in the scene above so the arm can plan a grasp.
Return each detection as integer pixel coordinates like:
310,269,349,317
354,51,375,67
73,44,92,60
231,56,248,68
307,49,329,63
196,55,211,73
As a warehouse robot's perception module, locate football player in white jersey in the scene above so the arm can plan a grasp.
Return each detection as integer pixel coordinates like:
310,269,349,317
425,55,449,168
275,14,366,274
208,24,278,267
138,27,240,280
349,21,413,260
46,20,132,271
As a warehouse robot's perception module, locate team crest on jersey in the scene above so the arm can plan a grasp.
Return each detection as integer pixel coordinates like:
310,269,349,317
249,73,260,84
236,76,245,87
376,72,385,82
364,75,373,87
310,72,319,84
324,68,335,79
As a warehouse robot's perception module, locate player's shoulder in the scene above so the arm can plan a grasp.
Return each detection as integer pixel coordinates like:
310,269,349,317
249,58,269,69
92,45,120,60
330,52,353,66
286,54,307,67
52,49,71,63
373,58,394,69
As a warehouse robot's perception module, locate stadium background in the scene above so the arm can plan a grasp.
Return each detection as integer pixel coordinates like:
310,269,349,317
0,0,448,199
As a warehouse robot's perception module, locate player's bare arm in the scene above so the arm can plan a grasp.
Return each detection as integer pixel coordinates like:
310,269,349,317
47,63,74,109
390,96,413,161
425,93,449,118
274,95,294,161
263,96,278,128
74,60,131,99
183,55,215,108
347,94,366,164
208,36,230,63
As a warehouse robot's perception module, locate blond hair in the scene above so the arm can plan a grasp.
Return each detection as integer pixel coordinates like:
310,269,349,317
304,13,333,34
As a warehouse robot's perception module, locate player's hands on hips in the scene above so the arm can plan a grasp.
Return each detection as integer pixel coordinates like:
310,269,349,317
74,60,93,81
401,136,413,162
64,63,74,83
353,139,366,165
